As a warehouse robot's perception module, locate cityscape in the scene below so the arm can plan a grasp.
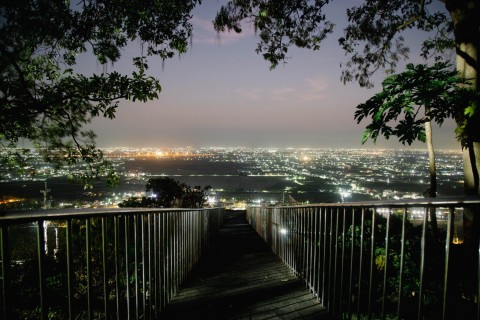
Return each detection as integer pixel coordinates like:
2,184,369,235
0,147,464,210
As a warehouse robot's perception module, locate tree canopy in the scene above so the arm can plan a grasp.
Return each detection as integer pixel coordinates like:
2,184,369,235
214,0,454,87
354,62,476,146
1,0,199,186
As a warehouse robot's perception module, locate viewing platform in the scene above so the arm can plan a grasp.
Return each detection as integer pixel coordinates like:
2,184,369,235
1,198,480,319
162,210,328,319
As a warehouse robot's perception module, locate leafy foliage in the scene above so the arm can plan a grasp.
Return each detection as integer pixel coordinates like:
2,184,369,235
213,0,334,70
354,62,477,146
214,0,454,87
1,0,200,186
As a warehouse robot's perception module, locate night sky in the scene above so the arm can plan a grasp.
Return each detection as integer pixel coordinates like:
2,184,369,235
86,1,460,151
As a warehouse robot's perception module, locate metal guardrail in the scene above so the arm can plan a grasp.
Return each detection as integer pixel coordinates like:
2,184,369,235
247,198,480,320
0,207,224,319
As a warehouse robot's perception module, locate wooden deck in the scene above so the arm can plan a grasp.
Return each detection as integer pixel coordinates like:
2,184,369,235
161,210,329,319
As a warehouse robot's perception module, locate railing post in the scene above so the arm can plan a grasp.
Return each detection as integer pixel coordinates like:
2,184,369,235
37,220,47,320
101,216,109,319
397,207,407,318
1,225,11,320
417,207,428,320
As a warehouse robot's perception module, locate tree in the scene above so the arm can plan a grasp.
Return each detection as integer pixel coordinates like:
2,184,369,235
213,0,480,197
354,62,476,241
354,62,475,198
1,0,199,186
119,177,211,208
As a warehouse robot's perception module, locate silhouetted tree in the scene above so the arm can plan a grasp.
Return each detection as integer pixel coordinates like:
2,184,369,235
119,177,211,208
355,62,476,197
355,62,477,241
1,0,199,186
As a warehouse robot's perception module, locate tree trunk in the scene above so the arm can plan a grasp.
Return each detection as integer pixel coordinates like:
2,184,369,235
424,112,437,198
425,111,439,242
447,0,480,196
447,0,480,246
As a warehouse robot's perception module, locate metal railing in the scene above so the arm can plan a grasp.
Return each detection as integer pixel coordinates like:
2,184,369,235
247,198,480,320
0,207,224,319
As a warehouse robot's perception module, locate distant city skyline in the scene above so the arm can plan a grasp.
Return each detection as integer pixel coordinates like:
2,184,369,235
83,1,460,151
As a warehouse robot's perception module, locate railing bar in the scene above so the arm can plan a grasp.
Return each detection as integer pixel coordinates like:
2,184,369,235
306,208,310,285
302,208,310,289
102,216,109,319
86,218,93,320
312,208,317,296
478,217,480,320
172,212,176,299
356,208,365,319
125,216,131,319
294,207,297,273
322,207,328,305
290,208,294,274
294,208,297,274
417,207,428,320
332,207,340,318
1,225,11,320
176,212,179,292
397,207,407,319
186,212,190,276
381,209,391,320
161,212,166,310
282,209,285,266
300,208,308,279
134,215,139,320
368,208,376,320
286,209,290,271
141,214,146,319
339,208,346,316
182,212,185,284
153,213,158,314
316,207,321,297
37,220,47,320
312,208,316,292
157,213,162,315
161,212,165,312
147,213,152,320
442,207,454,320
322,208,327,304
174,212,178,299
309,207,312,284
348,208,355,319
179,212,182,288
114,216,120,320
167,212,172,306
287,209,290,269
66,219,73,320
328,207,334,310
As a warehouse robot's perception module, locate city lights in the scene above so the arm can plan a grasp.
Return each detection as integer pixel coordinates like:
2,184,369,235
0,147,464,210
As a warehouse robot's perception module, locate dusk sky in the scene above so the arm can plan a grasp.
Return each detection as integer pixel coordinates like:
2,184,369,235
88,1,460,151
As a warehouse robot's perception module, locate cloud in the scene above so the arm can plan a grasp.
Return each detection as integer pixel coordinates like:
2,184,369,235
191,16,255,45
236,88,263,100
270,87,296,102
299,77,329,102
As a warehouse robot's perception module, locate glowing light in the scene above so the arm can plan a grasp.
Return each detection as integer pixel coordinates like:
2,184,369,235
280,228,288,235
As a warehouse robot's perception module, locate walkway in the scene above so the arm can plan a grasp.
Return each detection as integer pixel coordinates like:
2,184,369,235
162,210,329,319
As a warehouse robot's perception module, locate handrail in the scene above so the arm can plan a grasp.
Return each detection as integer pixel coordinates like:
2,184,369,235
0,207,216,222
0,207,225,319
247,199,480,320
